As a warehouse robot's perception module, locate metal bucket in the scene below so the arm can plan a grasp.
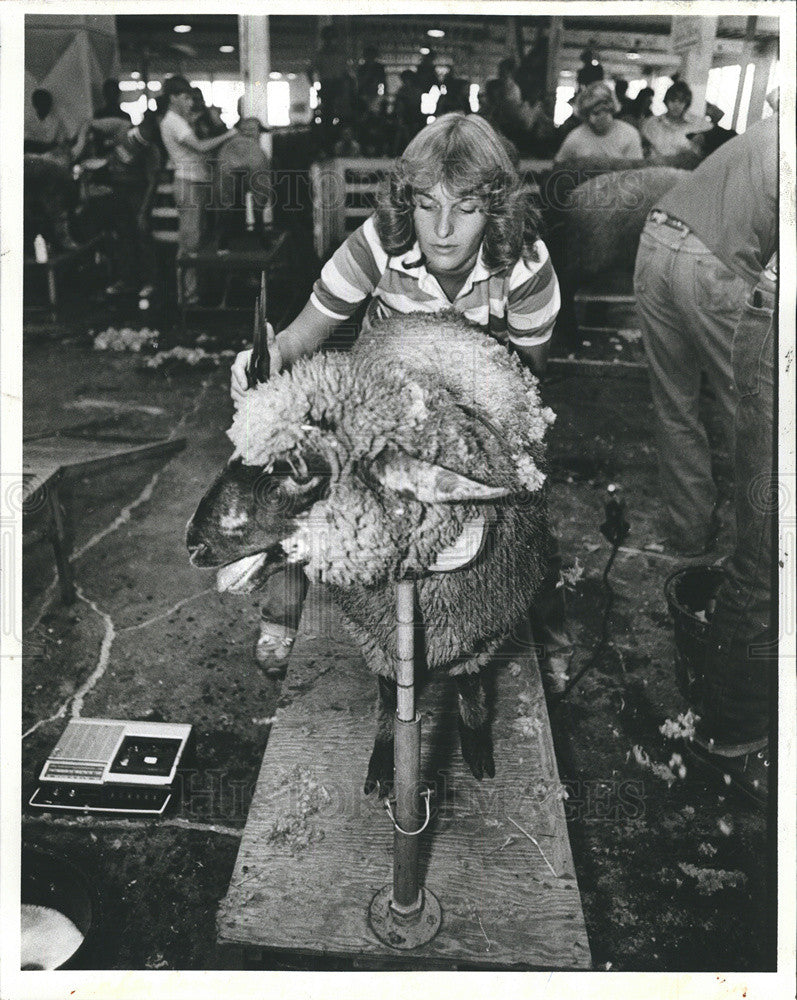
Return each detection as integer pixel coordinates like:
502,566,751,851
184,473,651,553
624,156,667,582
664,565,726,703
21,845,99,970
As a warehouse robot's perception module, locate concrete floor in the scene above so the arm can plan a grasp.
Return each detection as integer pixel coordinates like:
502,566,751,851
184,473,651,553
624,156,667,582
20,317,773,971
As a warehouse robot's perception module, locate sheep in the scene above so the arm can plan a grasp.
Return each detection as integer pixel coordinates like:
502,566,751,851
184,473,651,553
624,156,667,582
186,311,555,795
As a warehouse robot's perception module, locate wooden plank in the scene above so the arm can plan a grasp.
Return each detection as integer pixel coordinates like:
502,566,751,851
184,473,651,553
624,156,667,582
24,437,186,482
218,586,591,969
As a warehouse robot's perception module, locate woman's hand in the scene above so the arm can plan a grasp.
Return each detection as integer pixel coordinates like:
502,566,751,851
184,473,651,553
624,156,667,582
230,322,282,403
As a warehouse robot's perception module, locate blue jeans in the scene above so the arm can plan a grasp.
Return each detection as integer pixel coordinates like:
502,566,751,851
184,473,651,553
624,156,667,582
634,219,748,550
701,273,776,745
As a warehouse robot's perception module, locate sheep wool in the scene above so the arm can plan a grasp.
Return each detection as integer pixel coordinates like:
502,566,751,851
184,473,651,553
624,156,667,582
226,310,554,612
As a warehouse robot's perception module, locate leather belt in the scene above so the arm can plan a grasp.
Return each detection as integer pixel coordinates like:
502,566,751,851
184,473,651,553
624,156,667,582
648,209,690,234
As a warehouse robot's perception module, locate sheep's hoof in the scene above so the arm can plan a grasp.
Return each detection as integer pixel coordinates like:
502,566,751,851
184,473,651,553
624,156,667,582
365,739,394,798
458,719,495,781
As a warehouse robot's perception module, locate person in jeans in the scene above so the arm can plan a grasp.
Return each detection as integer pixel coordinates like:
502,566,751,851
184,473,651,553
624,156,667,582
159,76,235,304
104,111,162,299
696,254,777,805
634,114,778,805
634,115,776,556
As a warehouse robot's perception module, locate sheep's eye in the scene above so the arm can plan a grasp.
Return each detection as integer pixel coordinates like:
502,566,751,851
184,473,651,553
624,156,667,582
285,474,322,494
275,455,330,495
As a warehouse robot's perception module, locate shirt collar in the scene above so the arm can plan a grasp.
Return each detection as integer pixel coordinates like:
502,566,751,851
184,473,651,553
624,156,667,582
388,242,490,300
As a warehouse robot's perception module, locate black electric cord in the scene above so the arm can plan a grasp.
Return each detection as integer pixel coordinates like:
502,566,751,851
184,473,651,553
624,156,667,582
552,485,630,705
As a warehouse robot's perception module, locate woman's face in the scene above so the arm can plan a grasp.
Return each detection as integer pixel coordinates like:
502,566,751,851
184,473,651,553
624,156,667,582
666,96,688,120
586,104,614,136
412,183,488,276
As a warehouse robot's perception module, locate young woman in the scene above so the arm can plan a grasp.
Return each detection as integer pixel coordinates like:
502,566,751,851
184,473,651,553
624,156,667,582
554,81,643,166
231,112,567,685
641,80,709,161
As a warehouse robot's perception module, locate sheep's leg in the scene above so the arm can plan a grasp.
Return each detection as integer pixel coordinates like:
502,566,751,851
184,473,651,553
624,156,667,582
364,675,396,798
456,672,495,780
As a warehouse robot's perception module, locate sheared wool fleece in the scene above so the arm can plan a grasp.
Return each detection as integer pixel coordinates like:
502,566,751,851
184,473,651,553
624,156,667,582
227,311,555,676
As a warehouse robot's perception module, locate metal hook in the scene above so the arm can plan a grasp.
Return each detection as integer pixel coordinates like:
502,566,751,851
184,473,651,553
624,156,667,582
383,787,433,836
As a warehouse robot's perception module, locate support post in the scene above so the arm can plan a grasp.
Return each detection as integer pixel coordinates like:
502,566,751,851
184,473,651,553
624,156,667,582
545,17,563,99
392,579,421,912
368,576,441,948
238,15,272,159
730,16,757,129
674,15,717,117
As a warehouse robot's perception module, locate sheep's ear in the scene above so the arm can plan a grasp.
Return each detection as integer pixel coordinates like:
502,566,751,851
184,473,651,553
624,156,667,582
371,449,512,503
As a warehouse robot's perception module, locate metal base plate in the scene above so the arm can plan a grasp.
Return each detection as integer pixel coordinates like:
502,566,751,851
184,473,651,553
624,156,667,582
368,885,442,950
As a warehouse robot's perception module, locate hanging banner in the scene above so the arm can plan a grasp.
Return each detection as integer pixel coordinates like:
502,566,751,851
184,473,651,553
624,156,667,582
25,15,120,135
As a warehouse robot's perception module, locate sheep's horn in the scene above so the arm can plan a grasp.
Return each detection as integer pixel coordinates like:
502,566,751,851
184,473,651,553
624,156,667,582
372,450,512,503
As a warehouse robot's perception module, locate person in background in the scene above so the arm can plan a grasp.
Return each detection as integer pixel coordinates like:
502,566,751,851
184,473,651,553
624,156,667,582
229,112,571,694
236,116,264,142
576,48,604,89
688,102,737,159
415,49,439,96
436,74,471,116
25,89,73,169
191,88,228,139
95,78,132,122
633,114,777,805
104,110,162,299
620,86,654,131
484,59,544,153
357,45,386,117
333,125,361,158
641,79,710,161
309,24,353,127
554,81,643,166
392,70,425,155
159,75,235,305
613,77,635,119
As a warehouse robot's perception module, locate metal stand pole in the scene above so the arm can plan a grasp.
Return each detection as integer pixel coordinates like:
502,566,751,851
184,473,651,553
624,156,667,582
368,578,442,949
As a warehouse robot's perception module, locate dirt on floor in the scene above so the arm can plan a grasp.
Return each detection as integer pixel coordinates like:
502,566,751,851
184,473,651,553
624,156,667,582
17,316,774,972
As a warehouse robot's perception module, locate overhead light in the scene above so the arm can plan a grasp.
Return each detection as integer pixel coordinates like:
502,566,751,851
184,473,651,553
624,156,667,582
131,71,140,80
219,44,235,54
148,80,162,91
120,80,145,91
287,73,296,80
269,71,282,79
420,46,430,55
174,24,191,33
427,29,445,38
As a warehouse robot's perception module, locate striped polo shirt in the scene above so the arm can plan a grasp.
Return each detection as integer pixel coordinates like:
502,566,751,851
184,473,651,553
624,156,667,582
311,215,560,347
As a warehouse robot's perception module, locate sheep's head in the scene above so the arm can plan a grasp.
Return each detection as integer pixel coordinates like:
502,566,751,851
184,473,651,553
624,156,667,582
187,315,555,592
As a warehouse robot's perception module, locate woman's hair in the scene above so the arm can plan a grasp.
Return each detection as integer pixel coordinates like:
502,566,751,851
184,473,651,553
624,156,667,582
664,80,693,109
575,80,619,118
375,112,540,271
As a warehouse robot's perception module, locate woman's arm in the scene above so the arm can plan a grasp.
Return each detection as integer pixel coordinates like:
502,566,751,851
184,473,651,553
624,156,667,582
513,338,550,379
230,299,340,402
179,129,235,154
275,299,341,366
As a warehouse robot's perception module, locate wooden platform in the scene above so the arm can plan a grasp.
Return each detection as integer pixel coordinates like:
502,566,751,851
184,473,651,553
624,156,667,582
218,587,591,969
23,434,186,602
